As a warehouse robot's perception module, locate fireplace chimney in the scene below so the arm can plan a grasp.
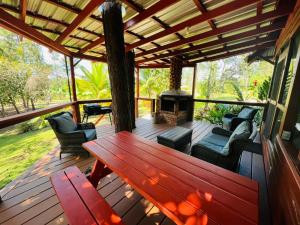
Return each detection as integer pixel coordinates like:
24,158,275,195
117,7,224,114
169,57,183,91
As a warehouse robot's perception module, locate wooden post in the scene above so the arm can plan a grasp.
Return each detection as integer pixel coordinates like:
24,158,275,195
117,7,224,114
69,56,80,123
192,64,197,97
126,51,136,129
102,0,132,132
135,66,140,118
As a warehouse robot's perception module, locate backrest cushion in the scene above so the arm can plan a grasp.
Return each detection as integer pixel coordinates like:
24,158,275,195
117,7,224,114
52,113,77,133
222,121,251,156
238,107,257,119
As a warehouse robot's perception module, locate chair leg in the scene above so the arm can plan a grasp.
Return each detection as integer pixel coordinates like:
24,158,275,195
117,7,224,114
108,113,112,125
59,152,62,160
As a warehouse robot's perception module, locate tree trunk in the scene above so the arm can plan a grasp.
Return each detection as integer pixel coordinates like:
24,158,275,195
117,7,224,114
102,0,132,132
30,98,35,110
21,96,28,111
9,97,19,114
126,51,136,129
0,101,5,117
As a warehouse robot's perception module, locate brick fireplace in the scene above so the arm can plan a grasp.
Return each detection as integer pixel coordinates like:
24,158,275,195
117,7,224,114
155,57,193,125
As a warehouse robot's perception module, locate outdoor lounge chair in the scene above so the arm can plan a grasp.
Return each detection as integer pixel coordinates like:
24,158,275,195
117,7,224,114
222,106,258,131
191,121,261,171
46,111,97,159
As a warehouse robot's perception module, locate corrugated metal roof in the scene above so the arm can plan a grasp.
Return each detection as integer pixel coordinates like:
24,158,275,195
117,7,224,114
0,0,289,65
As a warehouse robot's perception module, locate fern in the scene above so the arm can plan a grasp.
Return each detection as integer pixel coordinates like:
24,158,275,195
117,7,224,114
231,82,244,101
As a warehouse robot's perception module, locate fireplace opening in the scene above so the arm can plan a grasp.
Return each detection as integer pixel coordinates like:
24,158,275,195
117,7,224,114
161,99,175,112
179,100,188,111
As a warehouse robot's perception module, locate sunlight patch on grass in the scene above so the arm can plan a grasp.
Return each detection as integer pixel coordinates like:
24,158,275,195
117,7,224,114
0,128,58,189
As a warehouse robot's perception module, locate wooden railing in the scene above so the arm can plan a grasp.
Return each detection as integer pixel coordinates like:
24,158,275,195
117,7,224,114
0,98,267,129
193,99,267,107
0,102,74,129
135,97,156,117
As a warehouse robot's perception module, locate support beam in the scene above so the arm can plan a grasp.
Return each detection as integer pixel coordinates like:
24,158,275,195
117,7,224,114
126,0,260,51
126,51,136,129
136,23,284,64
0,8,72,56
192,65,197,97
103,0,132,132
190,42,274,64
135,9,288,59
135,66,140,118
124,0,178,30
56,0,104,43
69,57,81,123
185,37,277,61
19,0,26,22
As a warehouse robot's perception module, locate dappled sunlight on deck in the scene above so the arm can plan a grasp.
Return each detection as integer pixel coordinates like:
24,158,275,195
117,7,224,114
0,118,215,225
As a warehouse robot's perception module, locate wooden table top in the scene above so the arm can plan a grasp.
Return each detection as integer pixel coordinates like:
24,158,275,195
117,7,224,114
83,131,259,225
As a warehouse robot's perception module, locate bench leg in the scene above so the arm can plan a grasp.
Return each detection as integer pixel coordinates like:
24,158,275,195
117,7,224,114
88,160,112,188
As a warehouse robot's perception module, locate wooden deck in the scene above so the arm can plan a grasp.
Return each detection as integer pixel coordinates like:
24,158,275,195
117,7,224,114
0,118,215,225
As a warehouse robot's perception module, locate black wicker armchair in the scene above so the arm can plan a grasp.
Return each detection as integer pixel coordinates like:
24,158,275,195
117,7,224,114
46,112,97,159
222,106,258,131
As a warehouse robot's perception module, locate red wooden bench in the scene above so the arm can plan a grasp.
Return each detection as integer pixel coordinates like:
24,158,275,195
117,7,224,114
50,166,123,225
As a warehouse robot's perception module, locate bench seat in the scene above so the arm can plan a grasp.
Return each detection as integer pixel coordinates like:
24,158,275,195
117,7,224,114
51,166,123,225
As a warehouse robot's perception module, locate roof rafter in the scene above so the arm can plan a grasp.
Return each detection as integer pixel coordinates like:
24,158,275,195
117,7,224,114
55,0,105,44
0,8,71,56
137,22,284,64
79,0,179,54
19,0,26,22
135,9,290,59
126,0,260,51
185,37,277,61
190,43,274,63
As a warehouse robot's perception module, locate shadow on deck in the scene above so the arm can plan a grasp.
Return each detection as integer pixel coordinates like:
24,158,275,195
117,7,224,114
0,118,215,225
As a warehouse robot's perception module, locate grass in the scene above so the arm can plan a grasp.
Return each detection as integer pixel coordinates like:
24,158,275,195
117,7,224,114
0,127,58,190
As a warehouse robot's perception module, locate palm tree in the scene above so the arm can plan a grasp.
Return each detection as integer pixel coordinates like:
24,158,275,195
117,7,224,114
76,63,111,99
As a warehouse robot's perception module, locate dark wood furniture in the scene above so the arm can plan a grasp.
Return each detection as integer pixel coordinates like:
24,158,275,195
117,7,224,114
50,166,123,225
157,126,193,150
83,131,259,225
82,104,112,125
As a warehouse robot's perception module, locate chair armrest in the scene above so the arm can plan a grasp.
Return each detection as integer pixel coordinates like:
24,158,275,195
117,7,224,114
231,117,248,131
59,130,87,143
77,123,95,130
231,139,262,154
212,127,233,137
223,113,237,118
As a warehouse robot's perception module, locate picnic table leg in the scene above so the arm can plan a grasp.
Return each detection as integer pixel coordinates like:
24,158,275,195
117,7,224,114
88,160,112,188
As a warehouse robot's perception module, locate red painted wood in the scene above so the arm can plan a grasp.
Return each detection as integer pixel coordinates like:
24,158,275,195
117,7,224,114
83,132,259,225
56,0,105,43
97,137,257,225
51,166,123,225
84,142,216,225
135,9,289,58
126,0,260,51
88,160,106,188
136,23,284,64
50,170,97,225
64,167,123,225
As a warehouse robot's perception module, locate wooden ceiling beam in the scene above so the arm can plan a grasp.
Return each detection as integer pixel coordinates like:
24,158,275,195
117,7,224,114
135,9,290,58
0,8,71,56
19,0,26,22
136,22,284,64
185,37,276,61
190,43,274,63
126,0,260,51
73,53,106,62
124,0,179,30
55,0,104,43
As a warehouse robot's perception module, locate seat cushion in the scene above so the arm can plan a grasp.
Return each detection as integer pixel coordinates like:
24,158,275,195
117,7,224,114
196,133,229,154
238,107,256,119
223,121,251,156
83,129,97,141
157,126,192,142
53,113,77,133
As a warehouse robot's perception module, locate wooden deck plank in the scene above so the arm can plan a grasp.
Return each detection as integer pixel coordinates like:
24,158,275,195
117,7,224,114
1,118,251,225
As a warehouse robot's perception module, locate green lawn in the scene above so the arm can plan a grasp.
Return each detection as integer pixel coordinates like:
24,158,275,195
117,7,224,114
0,127,58,189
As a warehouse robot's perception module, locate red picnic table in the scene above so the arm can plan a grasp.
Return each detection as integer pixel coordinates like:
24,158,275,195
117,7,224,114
83,131,259,225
